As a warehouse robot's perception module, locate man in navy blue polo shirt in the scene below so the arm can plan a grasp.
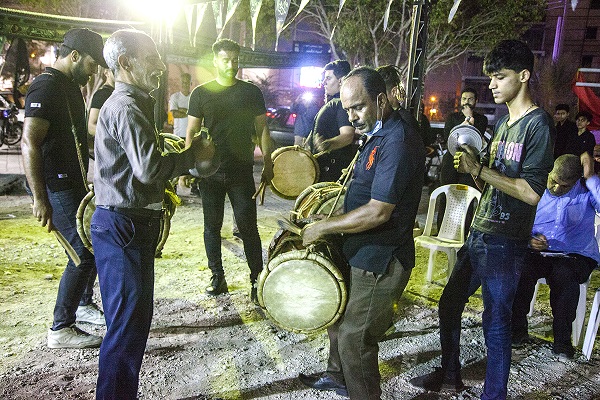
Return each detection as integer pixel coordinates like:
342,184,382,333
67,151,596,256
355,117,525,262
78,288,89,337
298,67,425,399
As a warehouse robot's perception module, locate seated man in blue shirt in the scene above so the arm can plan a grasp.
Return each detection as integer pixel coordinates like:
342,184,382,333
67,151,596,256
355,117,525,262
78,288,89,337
511,154,600,359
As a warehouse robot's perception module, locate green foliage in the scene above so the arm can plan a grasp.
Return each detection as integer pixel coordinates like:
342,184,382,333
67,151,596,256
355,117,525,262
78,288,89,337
289,0,546,74
430,0,547,57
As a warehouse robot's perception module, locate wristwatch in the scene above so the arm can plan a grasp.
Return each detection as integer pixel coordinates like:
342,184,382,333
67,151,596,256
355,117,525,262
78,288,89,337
464,116,473,123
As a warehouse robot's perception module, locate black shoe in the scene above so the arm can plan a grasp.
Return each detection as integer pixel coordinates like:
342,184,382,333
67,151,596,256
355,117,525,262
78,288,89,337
299,372,348,396
552,346,574,360
409,367,466,392
205,274,228,296
250,282,259,305
511,331,531,347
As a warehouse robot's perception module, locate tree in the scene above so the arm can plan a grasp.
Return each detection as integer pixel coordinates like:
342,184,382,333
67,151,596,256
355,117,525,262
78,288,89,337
283,0,546,75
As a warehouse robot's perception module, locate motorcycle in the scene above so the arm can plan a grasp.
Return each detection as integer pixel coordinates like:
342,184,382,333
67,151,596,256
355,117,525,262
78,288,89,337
0,102,23,146
424,134,446,184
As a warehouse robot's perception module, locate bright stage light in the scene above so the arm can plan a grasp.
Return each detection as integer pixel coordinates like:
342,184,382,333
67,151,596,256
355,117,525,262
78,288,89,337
126,0,185,22
299,66,323,88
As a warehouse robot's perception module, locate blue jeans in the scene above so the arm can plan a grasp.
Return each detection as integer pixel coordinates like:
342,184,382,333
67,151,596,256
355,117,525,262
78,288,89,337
91,207,160,400
198,167,263,282
439,230,527,400
45,187,97,330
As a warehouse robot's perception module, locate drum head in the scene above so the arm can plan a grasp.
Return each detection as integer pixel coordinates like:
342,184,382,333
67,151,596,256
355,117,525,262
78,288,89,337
271,146,319,200
292,182,345,222
76,190,96,254
258,249,347,333
447,124,483,156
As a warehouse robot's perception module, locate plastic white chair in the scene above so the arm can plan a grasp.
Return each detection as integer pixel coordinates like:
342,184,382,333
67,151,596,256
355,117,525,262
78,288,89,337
527,277,590,347
414,184,481,282
582,288,600,360
528,214,600,348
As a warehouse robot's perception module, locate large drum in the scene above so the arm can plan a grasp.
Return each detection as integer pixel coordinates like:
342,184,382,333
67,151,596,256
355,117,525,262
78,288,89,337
291,182,346,222
270,145,319,200
258,230,349,333
76,186,178,258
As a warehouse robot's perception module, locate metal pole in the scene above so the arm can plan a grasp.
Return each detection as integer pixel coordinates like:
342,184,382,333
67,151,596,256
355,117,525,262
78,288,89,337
405,0,434,123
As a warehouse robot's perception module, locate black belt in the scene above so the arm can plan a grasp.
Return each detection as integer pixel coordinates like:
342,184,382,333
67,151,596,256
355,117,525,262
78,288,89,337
97,205,164,219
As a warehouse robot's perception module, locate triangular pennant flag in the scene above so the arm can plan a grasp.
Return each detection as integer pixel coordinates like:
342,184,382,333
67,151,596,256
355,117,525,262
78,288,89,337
250,0,263,50
223,0,243,31
330,0,347,41
185,4,195,47
281,0,310,32
274,0,292,50
448,0,462,23
384,0,394,31
194,3,209,47
336,0,347,20
213,0,224,36
571,0,578,11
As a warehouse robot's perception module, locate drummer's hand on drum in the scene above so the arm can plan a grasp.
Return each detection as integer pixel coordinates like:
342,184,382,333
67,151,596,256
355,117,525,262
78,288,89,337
190,135,215,161
301,221,327,246
453,144,480,175
313,134,330,154
32,198,54,233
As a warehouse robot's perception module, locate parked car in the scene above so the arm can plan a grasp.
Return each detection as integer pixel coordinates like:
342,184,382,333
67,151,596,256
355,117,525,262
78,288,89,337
267,107,296,148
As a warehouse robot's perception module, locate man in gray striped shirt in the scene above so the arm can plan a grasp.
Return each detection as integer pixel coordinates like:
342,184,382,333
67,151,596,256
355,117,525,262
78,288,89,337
91,29,214,399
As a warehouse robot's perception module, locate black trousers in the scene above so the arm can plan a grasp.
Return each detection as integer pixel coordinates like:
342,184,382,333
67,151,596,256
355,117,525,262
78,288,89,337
511,251,597,353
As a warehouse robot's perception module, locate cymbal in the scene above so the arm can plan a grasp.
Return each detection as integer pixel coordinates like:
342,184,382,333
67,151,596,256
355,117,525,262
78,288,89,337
447,124,483,156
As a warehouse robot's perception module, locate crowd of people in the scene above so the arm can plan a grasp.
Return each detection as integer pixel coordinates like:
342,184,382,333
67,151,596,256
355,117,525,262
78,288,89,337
20,26,598,400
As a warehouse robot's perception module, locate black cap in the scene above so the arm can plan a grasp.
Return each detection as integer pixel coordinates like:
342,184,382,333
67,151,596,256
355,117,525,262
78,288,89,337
63,28,107,68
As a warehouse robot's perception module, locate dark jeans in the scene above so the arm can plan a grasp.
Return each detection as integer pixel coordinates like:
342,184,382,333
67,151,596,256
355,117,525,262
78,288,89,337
327,258,412,400
439,230,527,400
512,251,597,354
91,207,160,400
198,168,263,282
45,187,97,330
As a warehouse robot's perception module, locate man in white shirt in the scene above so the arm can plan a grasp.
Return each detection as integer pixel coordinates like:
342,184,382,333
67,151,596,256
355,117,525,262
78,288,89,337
169,72,191,139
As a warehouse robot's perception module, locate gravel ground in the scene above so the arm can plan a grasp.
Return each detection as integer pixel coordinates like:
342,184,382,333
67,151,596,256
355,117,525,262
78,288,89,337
1,168,599,400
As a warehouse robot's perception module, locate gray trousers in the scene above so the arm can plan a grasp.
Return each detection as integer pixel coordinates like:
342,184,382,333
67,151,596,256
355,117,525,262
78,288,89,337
326,257,412,400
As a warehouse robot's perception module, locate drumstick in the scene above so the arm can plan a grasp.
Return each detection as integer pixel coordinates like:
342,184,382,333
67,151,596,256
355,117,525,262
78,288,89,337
53,229,81,267
252,181,267,205
277,218,302,236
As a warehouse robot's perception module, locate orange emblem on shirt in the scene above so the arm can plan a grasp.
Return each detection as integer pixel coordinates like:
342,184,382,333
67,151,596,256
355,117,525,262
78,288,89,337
366,146,378,170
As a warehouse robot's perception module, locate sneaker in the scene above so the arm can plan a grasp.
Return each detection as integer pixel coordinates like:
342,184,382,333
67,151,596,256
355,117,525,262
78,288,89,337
298,372,348,397
205,274,228,296
409,367,466,392
76,303,106,325
48,325,103,349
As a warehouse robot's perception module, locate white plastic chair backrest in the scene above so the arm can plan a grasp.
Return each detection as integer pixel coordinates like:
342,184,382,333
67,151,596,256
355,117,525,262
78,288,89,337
433,184,481,241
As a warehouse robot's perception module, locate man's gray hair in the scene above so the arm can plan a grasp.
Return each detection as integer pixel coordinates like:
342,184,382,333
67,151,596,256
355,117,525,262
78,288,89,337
103,29,153,73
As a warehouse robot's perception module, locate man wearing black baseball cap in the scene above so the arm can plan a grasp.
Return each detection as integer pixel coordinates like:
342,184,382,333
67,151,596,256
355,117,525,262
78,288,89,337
63,28,108,69
21,27,107,349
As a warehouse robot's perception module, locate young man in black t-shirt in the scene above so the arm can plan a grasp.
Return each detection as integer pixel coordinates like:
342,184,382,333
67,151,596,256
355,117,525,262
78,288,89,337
186,39,273,303
22,28,108,349
411,40,555,399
